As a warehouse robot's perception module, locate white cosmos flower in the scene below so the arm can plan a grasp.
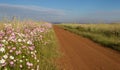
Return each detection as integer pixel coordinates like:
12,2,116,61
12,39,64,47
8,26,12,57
2,40,8,44
3,55,8,59
0,59,5,64
31,52,34,54
37,60,39,62
0,47,5,52
26,59,28,61
34,57,37,60
4,37,8,39
2,40,6,43
37,65,39,70
4,68,8,70
18,39,22,42
20,60,23,63
23,56,25,58
34,50,37,53
9,56,14,60
27,40,32,45
14,60,16,62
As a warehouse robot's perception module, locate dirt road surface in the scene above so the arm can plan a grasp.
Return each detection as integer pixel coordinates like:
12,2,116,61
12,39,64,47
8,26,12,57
53,25,120,70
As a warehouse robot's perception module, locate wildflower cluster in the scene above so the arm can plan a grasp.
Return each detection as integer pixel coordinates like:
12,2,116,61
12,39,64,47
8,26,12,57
0,21,56,70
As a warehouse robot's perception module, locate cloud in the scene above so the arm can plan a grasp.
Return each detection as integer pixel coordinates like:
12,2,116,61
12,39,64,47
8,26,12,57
0,3,67,22
1,3,119,23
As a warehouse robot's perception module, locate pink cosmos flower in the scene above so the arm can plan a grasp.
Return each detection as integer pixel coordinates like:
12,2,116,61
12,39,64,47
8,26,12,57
29,46,35,51
26,62,33,67
0,44,3,47
10,61,14,65
27,40,32,45
8,35,16,41
20,64,23,68
1,62,7,66
16,50,21,55
0,31,5,37
10,50,13,53
0,36,3,40
39,28,45,33
6,30,12,35
22,46,26,48
8,46,11,49
12,47,16,50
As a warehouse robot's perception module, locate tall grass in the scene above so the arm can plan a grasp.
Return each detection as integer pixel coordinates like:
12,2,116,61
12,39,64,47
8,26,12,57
0,20,59,70
59,23,120,51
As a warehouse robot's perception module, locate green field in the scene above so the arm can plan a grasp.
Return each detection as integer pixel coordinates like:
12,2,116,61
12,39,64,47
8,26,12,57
58,23,120,51
0,20,59,70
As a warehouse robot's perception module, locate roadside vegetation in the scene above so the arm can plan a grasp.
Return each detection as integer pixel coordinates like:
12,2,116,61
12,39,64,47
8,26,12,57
0,19,59,70
58,23,120,51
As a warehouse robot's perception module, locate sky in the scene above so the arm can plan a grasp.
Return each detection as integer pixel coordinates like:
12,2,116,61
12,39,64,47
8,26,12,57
0,0,120,23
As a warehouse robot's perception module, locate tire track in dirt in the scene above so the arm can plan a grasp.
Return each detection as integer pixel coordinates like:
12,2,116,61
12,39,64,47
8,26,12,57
53,25,120,70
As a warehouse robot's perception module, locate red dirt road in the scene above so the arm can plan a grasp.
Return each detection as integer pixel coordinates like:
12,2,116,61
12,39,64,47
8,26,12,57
53,25,120,70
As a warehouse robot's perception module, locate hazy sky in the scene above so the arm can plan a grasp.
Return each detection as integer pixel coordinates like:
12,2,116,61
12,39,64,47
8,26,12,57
0,0,120,23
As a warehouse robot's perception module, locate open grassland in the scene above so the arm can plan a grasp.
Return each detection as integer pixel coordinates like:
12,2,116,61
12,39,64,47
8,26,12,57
0,20,58,70
58,23,120,51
